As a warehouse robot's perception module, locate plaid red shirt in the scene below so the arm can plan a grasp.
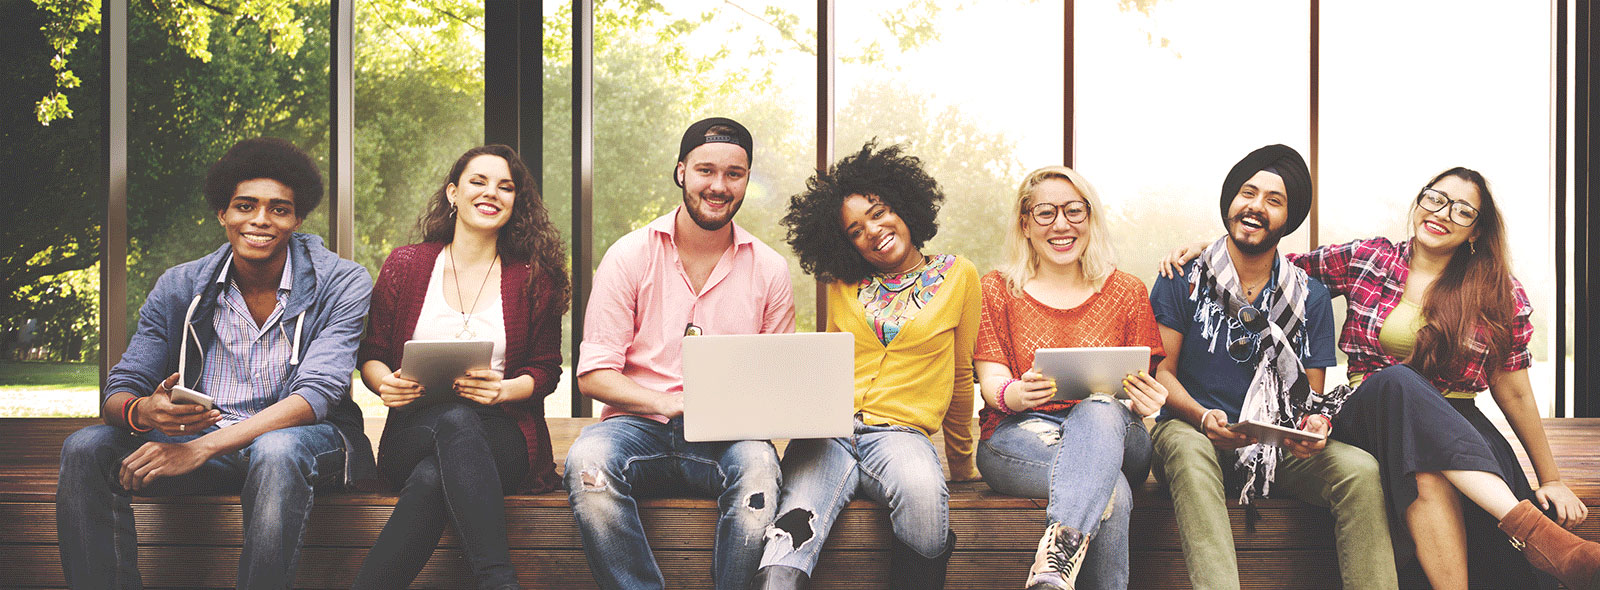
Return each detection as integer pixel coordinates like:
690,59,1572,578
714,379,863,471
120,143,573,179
1287,237,1533,394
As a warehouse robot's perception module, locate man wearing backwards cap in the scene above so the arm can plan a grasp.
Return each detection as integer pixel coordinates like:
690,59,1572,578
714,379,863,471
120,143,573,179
1146,145,1397,589
564,117,796,590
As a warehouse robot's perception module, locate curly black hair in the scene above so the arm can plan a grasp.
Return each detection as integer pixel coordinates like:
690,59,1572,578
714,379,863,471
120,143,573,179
203,137,324,216
782,140,943,284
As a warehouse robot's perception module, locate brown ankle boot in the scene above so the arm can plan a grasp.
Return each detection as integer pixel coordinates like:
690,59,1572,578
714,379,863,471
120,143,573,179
1498,499,1600,590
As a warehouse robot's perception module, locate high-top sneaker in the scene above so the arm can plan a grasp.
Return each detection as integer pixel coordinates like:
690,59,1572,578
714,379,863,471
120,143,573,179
1025,522,1090,590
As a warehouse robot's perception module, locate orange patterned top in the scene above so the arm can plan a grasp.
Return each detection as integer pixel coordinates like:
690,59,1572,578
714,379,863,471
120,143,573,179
974,269,1165,440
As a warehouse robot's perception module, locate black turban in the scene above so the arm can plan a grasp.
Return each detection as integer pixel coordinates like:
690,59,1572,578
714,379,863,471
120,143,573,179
674,117,753,187
1219,144,1312,236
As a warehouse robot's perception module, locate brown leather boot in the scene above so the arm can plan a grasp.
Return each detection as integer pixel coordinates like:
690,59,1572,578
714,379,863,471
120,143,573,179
1498,499,1600,590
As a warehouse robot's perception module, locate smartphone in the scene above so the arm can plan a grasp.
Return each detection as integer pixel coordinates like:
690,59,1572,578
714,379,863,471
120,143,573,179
168,384,215,411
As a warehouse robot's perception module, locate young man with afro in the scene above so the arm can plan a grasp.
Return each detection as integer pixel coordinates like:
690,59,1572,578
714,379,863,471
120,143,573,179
56,137,376,589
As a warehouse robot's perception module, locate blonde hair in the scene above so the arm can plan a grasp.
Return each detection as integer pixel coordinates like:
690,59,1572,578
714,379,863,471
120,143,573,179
997,165,1117,296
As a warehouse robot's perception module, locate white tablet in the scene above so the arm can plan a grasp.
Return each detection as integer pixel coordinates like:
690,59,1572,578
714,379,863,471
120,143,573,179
1228,419,1326,446
1032,346,1151,401
400,340,494,400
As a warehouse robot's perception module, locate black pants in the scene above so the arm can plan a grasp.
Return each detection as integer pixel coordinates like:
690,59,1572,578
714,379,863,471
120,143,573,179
353,402,529,590
1333,364,1556,590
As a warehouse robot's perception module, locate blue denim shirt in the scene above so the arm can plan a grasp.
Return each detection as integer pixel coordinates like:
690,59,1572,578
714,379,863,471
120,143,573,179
105,232,377,486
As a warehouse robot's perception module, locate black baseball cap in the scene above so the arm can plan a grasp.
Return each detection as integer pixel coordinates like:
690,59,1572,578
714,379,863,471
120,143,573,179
674,117,753,188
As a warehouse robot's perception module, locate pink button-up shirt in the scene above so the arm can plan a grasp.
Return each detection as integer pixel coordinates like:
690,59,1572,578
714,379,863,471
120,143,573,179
577,207,797,422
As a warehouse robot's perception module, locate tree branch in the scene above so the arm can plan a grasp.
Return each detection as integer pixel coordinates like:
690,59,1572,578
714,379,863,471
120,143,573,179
430,5,483,33
187,0,236,16
2,250,98,290
721,1,815,55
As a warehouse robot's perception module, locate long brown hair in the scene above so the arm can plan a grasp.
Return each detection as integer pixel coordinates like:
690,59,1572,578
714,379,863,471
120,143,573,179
1410,167,1516,381
419,145,571,312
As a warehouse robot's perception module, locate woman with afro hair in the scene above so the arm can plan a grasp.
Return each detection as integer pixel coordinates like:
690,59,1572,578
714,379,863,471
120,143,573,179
751,141,980,590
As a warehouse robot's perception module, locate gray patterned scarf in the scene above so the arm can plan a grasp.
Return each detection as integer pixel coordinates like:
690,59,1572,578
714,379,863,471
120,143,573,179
1188,237,1352,505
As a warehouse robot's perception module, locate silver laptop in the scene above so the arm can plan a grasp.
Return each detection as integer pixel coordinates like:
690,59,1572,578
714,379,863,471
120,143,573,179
1032,346,1151,401
681,332,855,442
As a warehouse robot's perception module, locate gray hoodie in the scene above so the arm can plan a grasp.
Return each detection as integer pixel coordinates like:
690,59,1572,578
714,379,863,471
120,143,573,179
105,232,377,486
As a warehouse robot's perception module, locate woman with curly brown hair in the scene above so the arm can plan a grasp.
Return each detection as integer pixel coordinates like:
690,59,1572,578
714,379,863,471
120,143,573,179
751,141,979,590
352,145,569,590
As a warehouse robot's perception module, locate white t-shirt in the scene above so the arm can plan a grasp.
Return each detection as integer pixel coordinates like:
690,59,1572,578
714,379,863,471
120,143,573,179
411,253,507,372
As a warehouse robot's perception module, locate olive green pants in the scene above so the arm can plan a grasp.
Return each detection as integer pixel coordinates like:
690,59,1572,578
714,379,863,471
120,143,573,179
1152,418,1398,590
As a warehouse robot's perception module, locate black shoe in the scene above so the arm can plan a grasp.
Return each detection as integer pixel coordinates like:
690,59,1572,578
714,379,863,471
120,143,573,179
888,529,956,590
751,565,809,590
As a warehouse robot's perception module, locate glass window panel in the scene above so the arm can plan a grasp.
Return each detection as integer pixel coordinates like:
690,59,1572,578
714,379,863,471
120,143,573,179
836,0,1065,280
123,2,332,405
1321,1,1554,418
1074,0,1311,288
587,0,818,328
542,1,576,416
351,2,486,417
0,3,105,415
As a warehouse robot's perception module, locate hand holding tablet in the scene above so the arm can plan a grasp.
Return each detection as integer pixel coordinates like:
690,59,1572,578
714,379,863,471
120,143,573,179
399,340,494,406
1032,346,1152,401
1227,418,1328,452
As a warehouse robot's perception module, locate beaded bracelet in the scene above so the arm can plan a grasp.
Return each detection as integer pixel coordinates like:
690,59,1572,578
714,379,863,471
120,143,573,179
126,397,153,433
1297,413,1331,434
997,378,1022,415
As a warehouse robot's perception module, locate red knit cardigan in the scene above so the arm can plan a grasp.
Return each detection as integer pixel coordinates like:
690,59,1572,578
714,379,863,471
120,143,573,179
359,242,563,493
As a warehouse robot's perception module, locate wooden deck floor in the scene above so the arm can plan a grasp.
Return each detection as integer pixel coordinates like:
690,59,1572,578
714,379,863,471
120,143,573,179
4,417,1598,589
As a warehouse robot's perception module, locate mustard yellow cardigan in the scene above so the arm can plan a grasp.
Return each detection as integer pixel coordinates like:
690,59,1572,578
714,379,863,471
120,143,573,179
825,255,980,480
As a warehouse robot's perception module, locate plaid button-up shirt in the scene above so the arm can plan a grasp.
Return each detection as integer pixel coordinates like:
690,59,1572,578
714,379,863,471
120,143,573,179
1287,237,1532,396
200,253,295,425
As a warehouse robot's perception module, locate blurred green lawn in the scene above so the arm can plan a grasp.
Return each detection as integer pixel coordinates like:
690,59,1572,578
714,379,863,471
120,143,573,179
1,361,572,419
0,360,99,417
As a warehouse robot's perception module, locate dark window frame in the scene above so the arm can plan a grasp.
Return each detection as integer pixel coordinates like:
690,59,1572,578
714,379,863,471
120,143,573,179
94,0,1594,417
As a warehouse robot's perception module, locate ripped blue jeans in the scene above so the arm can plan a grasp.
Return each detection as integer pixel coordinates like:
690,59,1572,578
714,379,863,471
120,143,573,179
975,394,1151,590
758,417,951,575
564,415,780,590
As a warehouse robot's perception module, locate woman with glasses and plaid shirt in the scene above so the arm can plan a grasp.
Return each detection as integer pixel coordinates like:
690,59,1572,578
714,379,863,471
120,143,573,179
1163,167,1600,590
973,166,1168,590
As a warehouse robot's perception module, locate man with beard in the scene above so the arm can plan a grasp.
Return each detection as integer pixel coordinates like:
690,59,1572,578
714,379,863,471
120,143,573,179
564,117,795,590
1147,145,1396,589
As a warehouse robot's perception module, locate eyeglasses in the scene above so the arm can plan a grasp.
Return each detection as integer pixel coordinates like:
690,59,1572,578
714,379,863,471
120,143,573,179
1027,201,1091,226
1417,188,1480,227
1226,303,1270,363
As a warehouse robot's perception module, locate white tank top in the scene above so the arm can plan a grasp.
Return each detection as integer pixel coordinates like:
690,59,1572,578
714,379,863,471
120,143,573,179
412,252,507,372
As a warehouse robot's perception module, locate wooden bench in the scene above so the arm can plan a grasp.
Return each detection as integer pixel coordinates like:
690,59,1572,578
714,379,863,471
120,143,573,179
5,417,1599,589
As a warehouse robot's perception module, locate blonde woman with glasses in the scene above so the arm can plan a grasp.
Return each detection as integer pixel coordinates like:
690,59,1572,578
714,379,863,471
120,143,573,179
973,166,1167,590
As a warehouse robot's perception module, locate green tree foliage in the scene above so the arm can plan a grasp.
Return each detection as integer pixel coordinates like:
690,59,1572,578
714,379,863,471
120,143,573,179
121,0,334,336
2,1,103,361
16,0,1031,360
28,0,100,125
349,1,485,275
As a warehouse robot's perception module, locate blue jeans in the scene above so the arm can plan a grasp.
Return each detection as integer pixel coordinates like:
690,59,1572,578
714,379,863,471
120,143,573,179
976,395,1152,590
758,418,952,575
564,416,781,590
56,422,345,590
353,402,529,590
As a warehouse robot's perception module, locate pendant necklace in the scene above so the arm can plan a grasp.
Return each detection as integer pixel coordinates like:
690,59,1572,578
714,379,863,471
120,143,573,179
448,245,498,340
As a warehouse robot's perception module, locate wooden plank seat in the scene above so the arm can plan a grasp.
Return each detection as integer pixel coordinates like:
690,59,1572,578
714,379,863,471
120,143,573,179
5,417,1599,589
